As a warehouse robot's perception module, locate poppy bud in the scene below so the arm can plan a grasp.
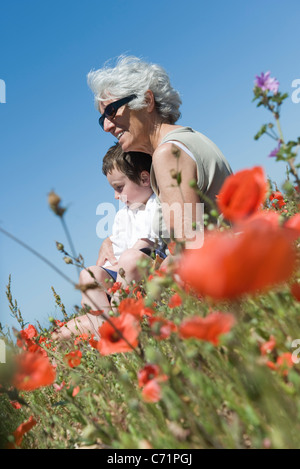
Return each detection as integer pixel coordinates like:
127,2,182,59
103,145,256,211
48,191,61,207
171,145,181,158
118,267,126,278
48,191,66,217
170,169,178,179
189,179,197,188
63,256,73,265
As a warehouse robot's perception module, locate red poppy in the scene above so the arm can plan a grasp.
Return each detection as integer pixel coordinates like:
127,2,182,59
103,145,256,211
16,325,50,357
285,213,300,240
74,333,89,346
269,191,286,209
168,293,182,308
178,217,296,300
10,401,22,410
179,312,235,345
148,316,178,340
291,282,300,301
266,360,277,371
97,314,140,356
138,364,167,388
107,281,122,294
17,325,38,349
142,379,162,403
9,416,37,448
236,209,280,228
72,386,80,397
38,336,52,350
267,352,294,376
13,352,56,391
276,353,294,375
26,342,49,357
118,298,154,319
216,166,268,222
89,334,99,349
237,210,300,243
54,319,66,328
148,268,167,282
260,336,276,356
167,241,177,255
64,350,82,368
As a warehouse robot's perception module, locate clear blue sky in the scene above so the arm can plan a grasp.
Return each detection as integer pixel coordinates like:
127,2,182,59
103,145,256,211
1,0,300,332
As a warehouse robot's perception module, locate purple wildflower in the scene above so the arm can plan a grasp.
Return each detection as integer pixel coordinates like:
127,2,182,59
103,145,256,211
254,71,279,94
268,141,281,158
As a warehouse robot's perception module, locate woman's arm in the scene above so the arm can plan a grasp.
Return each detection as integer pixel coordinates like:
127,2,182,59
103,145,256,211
152,143,201,243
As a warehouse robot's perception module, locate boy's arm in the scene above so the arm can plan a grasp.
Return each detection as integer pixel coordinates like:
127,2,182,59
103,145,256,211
96,207,124,267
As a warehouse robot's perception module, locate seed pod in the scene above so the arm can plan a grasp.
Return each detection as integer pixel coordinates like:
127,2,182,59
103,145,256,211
63,256,73,265
48,190,66,217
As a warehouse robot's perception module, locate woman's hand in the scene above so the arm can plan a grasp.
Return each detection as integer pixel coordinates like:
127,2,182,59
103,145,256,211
96,237,118,267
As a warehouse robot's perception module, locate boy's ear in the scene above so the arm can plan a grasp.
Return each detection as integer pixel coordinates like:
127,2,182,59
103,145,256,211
140,170,150,186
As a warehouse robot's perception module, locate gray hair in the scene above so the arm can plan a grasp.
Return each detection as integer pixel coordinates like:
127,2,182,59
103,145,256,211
87,55,182,124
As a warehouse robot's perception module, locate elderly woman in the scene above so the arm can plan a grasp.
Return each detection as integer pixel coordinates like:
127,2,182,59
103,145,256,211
88,56,232,273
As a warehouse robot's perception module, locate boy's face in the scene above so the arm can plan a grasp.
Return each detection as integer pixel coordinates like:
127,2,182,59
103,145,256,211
106,167,152,209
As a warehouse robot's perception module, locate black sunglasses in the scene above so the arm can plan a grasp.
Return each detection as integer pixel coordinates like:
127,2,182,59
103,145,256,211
98,94,137,129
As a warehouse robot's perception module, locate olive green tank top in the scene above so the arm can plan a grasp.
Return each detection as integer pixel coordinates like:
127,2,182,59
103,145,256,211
150,126,232,208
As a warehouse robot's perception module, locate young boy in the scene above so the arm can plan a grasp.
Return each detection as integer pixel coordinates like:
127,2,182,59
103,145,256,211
99,143,164,279
52,144,164,342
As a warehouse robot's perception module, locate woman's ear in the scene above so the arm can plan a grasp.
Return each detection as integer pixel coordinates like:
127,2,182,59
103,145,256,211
144,90,155,113
140,170,151,186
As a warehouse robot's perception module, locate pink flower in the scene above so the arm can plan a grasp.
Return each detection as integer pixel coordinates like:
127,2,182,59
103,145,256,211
268,141,281,158
53,381,66,392
254,71,279,94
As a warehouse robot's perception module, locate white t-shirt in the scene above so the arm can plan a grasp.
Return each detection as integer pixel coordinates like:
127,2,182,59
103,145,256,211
103,193,161,268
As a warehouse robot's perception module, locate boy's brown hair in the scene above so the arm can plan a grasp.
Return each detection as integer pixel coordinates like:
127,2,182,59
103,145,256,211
102,143,152,184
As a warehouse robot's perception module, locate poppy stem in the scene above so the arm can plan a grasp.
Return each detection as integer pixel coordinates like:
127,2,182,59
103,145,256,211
274,115,300,185
60,215,81,278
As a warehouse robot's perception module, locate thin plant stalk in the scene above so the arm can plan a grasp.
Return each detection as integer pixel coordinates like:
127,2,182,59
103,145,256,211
0,226,143,359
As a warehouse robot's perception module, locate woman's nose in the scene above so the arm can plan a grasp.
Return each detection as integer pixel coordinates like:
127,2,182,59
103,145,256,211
103,117,115,133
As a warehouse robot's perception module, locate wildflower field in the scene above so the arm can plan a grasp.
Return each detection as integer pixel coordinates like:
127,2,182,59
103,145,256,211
1,73,300,450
